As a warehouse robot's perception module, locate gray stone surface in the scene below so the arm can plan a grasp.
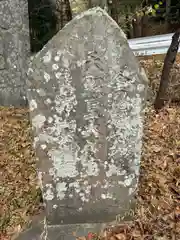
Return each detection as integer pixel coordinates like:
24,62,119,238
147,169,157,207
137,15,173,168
27,7,148,227
16,220,112,240
0,0,30,106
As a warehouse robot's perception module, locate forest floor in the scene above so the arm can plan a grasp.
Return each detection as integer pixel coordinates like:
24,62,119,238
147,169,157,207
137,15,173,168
0,55,180,240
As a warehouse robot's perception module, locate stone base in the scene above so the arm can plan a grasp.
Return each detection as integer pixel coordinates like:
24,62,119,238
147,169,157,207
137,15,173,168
16,220,115,240
15,213,44,240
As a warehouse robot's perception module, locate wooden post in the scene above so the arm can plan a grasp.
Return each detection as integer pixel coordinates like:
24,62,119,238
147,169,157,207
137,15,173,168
154,29,180,111
132,14,142,38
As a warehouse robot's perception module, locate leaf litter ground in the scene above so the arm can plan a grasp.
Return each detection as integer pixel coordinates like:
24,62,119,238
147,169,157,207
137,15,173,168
0,56,180,240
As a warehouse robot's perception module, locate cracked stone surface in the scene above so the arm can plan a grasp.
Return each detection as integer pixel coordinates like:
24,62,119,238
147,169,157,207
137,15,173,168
0,0,30,106
27,7,148,226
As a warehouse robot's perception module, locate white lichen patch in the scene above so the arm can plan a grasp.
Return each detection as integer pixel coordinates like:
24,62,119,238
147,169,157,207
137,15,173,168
69,181,92,203
122,68,131,78
52,63,59,71
84,180,88,185
41,144,47,150
48,149,79,178
69,182,81,192
77,60,86,67
85,185,91,195
32,114,46,130
124,176,133,187
129,186,136,195
130,157,140,176
44,187,54,201
54,55,60,62
44,72,50,82
37,171,43,190
101,192,113,199
43,50,52,63
87,161,99,176
106,164,116,177
29,99,37,111
56,182,67,200
118,180,125,186
27,67,33,75
33,136,39,148
106,163,127,178
44,98,52,105
49,168,55,176
57,50,63,56
37,88,46,96
48,117,53,124
55,72,62,79
79,192,89,202
78,141,99,176
61,56,69,68
38,132,58,144
137,83,145,92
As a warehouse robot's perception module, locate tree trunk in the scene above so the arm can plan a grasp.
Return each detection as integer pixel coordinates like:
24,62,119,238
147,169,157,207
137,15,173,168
109,0,119,24
132,14,142,38
141,14,148,37
28,0,72,53
55,0,72,31
154,29,180,111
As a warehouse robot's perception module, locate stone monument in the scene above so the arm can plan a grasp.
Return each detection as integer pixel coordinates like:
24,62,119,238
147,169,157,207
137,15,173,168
0,0,30,106
26,7,148,240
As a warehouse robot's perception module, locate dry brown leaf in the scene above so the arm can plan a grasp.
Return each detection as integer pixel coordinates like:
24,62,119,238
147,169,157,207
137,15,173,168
153,146,162,153
175,206,180,220
114,233,126,240
76,237,87,240
109,236,117,240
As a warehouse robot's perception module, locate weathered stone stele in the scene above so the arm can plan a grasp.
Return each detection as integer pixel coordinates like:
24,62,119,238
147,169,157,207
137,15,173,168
0,0,30,106
27,6,147,236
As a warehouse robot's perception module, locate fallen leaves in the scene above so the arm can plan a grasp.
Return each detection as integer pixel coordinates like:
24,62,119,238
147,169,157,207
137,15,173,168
0,107,43,239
